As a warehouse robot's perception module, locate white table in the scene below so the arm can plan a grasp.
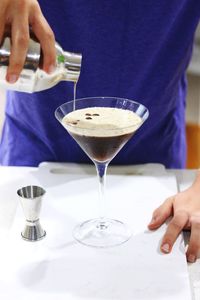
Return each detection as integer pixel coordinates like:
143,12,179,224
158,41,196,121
0,165,199,299
169,169,200,300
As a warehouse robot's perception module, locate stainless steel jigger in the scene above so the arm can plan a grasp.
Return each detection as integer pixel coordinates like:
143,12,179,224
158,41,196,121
17,185,46,241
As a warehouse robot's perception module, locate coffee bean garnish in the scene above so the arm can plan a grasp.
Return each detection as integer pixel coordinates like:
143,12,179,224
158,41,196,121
85,113,91,116
92,113,100,116
86,117,92,120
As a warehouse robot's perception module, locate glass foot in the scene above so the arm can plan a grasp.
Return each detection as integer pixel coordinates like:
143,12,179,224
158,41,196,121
73,218,132,248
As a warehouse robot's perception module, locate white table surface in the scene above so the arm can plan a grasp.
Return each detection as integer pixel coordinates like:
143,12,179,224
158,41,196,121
168,169,200,300
0,165,199,299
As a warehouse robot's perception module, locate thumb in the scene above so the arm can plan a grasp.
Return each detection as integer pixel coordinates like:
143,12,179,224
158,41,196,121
148,197,174,230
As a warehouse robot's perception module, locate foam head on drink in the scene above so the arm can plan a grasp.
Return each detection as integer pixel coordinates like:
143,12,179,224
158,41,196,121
62,107,142,137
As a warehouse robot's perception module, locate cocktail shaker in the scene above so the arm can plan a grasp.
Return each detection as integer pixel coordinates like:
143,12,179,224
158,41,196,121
0,35,82,93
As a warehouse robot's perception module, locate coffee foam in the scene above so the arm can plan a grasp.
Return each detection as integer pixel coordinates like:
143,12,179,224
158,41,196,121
62,107,142,137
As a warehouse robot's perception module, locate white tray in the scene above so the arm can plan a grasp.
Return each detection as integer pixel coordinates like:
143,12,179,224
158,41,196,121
0,163,192,299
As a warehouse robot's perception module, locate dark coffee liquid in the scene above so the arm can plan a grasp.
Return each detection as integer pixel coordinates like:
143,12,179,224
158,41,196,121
69,131,134,162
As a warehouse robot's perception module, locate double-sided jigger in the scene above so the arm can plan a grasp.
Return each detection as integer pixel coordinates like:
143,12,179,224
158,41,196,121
17,185,46,241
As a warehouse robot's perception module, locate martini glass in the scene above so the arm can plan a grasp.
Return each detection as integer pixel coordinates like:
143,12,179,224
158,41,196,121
55,97,149,247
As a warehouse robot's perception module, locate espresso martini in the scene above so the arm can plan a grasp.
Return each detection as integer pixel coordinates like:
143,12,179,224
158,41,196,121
62,107,142,162
56,97,149,248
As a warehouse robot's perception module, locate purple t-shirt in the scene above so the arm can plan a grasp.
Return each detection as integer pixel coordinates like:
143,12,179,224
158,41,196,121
0,0,200,167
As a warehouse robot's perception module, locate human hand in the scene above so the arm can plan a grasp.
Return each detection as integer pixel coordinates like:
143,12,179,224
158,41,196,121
148,173,200,263
0,0,56,83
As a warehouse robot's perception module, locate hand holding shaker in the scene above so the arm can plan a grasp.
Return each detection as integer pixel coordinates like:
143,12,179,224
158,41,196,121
0,34,82,93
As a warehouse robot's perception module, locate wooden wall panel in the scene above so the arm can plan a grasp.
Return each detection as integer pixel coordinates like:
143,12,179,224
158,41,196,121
186,123,200,169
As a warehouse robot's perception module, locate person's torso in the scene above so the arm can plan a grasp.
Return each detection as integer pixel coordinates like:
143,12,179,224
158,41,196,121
4,0,200,167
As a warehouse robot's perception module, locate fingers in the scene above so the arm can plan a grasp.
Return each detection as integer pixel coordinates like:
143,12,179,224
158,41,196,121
148,197,174,230
186,216,200,263
30,7,56,73
6,16,29,83
0,3,6,43
0,16,5,44
1,0,55,83
160,211,188,253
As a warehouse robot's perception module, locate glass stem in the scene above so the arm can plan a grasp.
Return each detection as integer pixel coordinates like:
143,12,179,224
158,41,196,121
94,161,109,220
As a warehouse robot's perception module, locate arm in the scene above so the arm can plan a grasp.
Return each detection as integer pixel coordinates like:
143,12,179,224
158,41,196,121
148,171,200,263
0,0,56,83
